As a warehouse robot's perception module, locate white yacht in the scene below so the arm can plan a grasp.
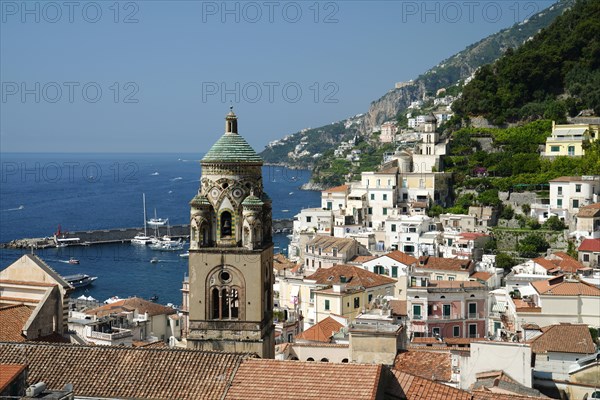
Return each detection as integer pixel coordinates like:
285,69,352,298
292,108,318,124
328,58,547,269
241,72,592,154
131,194,153,245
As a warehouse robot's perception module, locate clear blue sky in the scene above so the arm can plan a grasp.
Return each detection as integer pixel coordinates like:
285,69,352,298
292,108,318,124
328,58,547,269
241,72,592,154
1,0,556,153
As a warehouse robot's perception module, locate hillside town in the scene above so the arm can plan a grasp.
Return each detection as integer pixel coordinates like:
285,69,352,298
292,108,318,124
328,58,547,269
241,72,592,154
1,111,598,400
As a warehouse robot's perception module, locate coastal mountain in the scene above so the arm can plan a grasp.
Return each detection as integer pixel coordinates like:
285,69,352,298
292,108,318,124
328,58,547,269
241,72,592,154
259,0,574,168
453,0,600,124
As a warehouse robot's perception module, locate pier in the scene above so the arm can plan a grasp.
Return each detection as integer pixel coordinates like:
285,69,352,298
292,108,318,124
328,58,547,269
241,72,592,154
0,219,294,249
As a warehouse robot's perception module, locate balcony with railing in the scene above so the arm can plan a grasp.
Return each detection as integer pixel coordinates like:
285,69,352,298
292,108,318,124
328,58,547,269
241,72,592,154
88,327,132,342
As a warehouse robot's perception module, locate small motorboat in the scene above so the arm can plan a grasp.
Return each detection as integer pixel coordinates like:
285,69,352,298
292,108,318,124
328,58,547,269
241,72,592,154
179,252,189,258
149,294,159,302
68,258,80,264
150,257,159,264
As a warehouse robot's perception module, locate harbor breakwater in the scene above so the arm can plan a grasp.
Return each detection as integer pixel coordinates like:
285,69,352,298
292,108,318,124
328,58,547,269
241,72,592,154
1,219,294,249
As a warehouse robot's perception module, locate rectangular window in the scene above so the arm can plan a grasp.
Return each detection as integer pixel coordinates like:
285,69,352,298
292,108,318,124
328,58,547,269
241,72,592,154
432,327,440,336
453,326,460,337
468,303,477,318
310,290,315,303
383,194,388,201
448,276,455,281
383,208,387,215
468,324,477,338
413,304,421,319
327,202,332,210
583,254,589,262
551,146,560,152
392,266,398,278
370,193,375,201
368,294,373,303
436,275,443,280
391,224,397,232
306,216,312,223
573,199,579,208
368,207,373,215
404,245,415,253
568,145,575,156
443,304,451,317
324,300,330,311
354,297,360,309
558,186,563,195
576,184,582,193
557,199,563,207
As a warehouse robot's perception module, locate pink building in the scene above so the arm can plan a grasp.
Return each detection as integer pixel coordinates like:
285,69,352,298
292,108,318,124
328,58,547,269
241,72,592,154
407,278,487,340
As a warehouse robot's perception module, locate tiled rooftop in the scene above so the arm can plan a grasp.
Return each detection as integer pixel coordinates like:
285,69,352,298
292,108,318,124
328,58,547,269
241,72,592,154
532,252,586,273
389,300,407,316
295,316,343,343
322,184,349,193
579,238,600,252
0,304,31,342
306,235,357,253
387,370,472,400
416,256,472,272
394,351,451,382
385,250,418,266
306,264,396,289
272,254,298,271
577,203,600,218
224,359,382,400
530,323,596,354
0,342,248,400
0,364,26,392
532,275,600,296
470,272,492,282
86,297,177,317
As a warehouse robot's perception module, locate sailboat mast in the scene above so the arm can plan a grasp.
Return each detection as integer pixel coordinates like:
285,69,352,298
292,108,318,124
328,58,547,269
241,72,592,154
142,193,148,236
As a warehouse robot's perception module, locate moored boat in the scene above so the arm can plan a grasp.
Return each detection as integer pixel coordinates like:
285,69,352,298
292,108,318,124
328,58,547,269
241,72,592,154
68,257,80,264
64,273,97,288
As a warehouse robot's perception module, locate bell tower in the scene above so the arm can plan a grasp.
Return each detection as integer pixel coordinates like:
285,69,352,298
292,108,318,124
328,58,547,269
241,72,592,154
186,108,274,358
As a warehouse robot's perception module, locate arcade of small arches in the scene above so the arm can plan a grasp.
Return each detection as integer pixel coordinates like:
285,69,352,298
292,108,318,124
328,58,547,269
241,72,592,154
206,266,245,321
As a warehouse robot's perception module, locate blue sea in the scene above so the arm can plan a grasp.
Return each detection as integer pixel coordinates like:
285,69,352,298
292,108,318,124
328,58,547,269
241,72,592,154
0,153,320,305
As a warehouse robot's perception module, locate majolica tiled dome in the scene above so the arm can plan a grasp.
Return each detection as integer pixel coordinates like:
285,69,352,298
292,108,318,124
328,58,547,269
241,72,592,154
201,109,263,164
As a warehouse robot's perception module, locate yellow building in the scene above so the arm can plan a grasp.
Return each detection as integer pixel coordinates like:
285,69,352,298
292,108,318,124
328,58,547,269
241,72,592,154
543,122,599,157
305,264,396,324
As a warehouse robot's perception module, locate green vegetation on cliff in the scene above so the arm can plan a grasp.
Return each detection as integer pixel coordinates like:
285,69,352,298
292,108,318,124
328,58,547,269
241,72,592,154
453,0,600,124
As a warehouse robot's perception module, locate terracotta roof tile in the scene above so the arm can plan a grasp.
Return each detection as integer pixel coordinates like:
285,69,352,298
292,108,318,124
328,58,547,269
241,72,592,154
305,264,396,289
295,316,343,343
530,323,596,354
470,272,492,282
86,297,177,317
385,250,418,266
577,203,600,218
225,358,382,400
273,254,298,271
579,238,600,252
323,184,349,193
306,235,357,253
532,252,586,273
389,300,407,316
532,275,600,296
350,255,379,264
416,256,473,272
0,304,31,342
0,364,26,392
394,351,451,382
0,342,247,400
387,370,472,400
